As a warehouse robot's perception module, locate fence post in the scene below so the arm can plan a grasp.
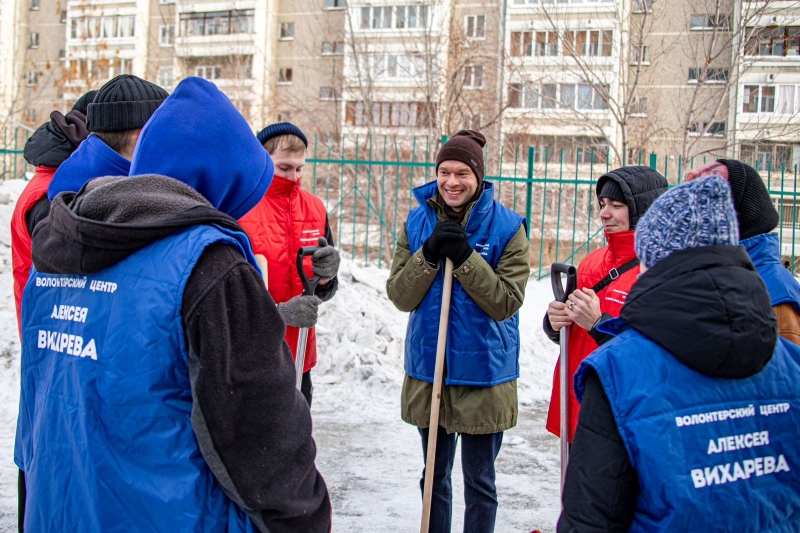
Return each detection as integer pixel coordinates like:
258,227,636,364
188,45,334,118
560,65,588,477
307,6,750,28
649,153,657,170
526,146,534,231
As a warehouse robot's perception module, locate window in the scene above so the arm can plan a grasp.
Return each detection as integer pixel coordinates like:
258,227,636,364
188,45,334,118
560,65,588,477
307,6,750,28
363,53,426,80
279,68,293,83
465,15,485,39
688,68,728,83
160,0,176,4
26,70,38,86
28,32,39,49
195,66,221,80
360,5,429,30
633,0,653,13
631,45,650,65
23,109,38,124
462,114,481,130
111,58,132,76
30,0,39,10
180,10,255,36
322,42,332,55
463,65,483,88
509,82,609,111
690,14,731,31
60,10,67,23
761,86,776,113
746,26,800,57
512,0,612,3
630,97,648,116
512,30,613,58
689,122,726,136
277,112,291,122
741,143,795,172
743,85,759,113
158,67,174,89
345,101,434,127
320,87,338,100
744,85,797,114
70,16,136,40
280,22,294,40
323,41,344,54
325,0,346,9
159,25,174,46
59,49,65,61
334,41,345,54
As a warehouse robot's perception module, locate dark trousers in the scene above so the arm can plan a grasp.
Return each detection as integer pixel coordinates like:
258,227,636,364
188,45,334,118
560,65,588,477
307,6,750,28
301,370,313,407
418,426,503,533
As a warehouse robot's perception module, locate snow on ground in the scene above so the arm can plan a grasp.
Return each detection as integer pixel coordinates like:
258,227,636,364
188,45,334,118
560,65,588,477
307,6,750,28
0,179,562,532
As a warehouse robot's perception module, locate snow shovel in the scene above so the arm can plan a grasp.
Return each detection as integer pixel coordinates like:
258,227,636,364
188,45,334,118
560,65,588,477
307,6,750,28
294,239,324,390
254,254,268,289
550,262,577,498
420,258,455,533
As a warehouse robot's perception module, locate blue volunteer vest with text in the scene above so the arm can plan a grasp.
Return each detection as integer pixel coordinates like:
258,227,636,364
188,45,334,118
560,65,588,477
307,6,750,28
405,181,526,387
743,232,800,313
15,225,261,533
575,321,800,533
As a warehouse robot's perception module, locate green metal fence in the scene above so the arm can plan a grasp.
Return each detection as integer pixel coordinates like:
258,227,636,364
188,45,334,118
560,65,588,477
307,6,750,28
304,134,800,276
0,126,28,181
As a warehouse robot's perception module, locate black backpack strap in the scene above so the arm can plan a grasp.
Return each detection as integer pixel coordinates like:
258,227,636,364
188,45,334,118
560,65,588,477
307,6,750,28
591,258,640,294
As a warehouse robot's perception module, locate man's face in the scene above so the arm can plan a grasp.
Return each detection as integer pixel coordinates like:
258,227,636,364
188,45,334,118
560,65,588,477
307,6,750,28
599,197,630,233
437,160,479,211
270,149,306,182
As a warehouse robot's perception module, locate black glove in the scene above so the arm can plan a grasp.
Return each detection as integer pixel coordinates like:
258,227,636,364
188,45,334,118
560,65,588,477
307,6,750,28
422,220,466,265
439,233,474,268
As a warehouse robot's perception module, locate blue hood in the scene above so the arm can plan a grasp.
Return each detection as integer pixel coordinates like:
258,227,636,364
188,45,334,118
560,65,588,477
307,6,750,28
129,77,273,219
742,232,800,312
47,135,130,200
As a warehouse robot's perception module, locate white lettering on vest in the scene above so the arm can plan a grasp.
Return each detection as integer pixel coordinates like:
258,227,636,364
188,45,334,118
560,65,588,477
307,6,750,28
37,329,97,360
50,304,89,323
690,454,791,489
676,404,756,427
759,403,791,417
89,280,118,293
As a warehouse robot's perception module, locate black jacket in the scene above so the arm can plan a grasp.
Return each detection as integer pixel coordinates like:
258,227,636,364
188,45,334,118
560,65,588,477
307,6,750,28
28,175,331,533
23,110,89,168
543,166,668,344
558,245,776,532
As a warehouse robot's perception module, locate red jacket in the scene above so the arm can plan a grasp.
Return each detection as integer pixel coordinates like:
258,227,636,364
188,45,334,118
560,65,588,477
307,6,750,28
546,230,639,442
239,176,328,372
12,167,55,335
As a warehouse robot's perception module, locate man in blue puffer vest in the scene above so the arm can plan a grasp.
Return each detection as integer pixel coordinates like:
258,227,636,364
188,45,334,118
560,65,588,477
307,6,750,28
559,176,800,532
687,158,800,345
387,130,530,533
15,78,331,532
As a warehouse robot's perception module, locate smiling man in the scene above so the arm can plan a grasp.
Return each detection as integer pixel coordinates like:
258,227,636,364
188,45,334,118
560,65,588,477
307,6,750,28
386,130,530,533
543,166,668,444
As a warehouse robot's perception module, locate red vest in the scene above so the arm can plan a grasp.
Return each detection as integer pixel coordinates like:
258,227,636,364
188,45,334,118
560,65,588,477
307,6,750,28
12,167,55,336
238,176,328,372
546,230,639,442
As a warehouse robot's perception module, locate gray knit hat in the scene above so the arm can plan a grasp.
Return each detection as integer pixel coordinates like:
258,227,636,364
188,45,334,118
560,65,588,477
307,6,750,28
635,176,739,268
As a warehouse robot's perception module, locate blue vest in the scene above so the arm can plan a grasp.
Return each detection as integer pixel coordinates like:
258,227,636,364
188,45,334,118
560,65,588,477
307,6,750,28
575,321,800,533
15,225,261,533
405,181,526,387
743,233,800,314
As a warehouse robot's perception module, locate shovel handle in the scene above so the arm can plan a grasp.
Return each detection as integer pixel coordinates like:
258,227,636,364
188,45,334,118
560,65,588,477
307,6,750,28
296,238,324,296
551,262,577,303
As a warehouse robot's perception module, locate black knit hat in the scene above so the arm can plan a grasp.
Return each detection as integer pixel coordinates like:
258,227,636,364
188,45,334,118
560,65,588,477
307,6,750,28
597,179,626,204
256,122,308,147
87,75,169,132
71,90,97,115
436,130,486,183
717,159,779,240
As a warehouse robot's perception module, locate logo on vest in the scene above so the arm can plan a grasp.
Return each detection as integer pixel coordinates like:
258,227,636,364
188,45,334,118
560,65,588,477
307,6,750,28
475,243,490,257
38,330,98,360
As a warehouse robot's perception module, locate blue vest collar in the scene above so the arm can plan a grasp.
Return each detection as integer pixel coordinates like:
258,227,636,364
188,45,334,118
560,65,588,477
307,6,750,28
412,180,496,226
596,317,631,336
741,233,781,268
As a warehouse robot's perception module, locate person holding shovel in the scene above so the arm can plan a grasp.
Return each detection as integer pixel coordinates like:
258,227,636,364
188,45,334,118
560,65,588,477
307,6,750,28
543,166,668,443
239,122,340,407
387,130,530,533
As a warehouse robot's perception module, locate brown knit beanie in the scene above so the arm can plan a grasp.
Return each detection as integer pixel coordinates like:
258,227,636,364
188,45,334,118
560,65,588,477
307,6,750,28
436,130,486,184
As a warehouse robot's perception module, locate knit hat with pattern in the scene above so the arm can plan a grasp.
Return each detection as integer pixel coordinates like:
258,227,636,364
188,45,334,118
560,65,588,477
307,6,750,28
635,176,739,269
87,75,168,132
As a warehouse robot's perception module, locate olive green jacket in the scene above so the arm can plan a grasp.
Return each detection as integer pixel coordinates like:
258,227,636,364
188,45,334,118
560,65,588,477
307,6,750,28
386,196,531,434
